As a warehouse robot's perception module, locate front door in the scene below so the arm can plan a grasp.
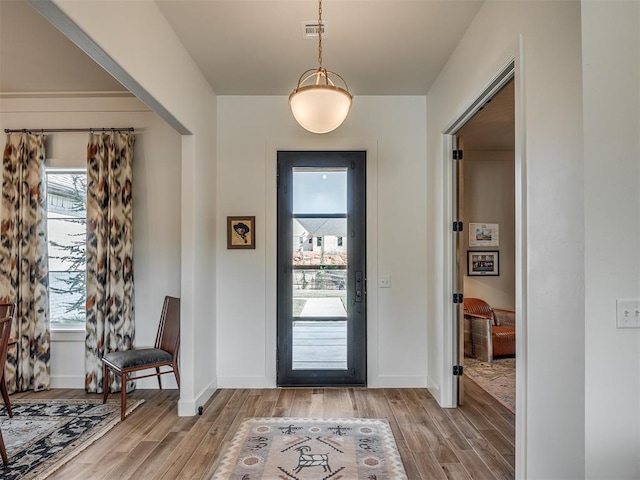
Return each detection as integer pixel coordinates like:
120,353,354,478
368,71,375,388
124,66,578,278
277,151,366,386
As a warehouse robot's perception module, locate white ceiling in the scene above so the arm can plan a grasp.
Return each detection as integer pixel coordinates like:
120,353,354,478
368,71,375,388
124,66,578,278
0,0,484,96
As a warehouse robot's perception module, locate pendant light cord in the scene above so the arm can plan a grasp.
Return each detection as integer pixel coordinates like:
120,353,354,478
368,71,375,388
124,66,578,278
318,0,323,69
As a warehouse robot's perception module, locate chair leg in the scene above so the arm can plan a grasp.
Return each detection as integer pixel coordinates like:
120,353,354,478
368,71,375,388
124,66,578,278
0,377,12,418
0,427,8,466
156,368,162,390
103,364,110,404
173,362,180,389
120,373,127,421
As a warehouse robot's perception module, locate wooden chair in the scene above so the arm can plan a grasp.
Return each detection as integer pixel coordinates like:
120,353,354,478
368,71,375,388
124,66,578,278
0,304,16,419
0,315,14,466
463,297,515,364
102,296,180,420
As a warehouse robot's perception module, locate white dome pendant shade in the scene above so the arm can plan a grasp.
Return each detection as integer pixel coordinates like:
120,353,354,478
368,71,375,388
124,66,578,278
289,0,352,134
289,69,352,134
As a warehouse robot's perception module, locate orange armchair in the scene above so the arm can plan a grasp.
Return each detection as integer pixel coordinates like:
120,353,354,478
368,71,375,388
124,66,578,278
463,297,515,363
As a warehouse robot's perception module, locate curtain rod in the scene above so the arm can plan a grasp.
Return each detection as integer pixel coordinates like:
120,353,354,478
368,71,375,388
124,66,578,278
4,127,134,134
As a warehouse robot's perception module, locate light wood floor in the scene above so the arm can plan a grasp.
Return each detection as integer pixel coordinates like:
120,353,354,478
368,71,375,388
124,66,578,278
10,379,514,479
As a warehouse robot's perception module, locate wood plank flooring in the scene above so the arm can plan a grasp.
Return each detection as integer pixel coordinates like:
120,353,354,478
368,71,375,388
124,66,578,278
9,378,514,479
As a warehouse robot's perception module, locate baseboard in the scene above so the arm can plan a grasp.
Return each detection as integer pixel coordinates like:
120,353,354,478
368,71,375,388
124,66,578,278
177,377,218,416
50,375,85,389
368,375,428,388
427,384,442,405
217,376,277,389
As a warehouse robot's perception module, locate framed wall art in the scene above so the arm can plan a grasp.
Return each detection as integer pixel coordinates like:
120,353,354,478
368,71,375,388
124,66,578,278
469,222,499,247
227,216,255,249
467,250,499,276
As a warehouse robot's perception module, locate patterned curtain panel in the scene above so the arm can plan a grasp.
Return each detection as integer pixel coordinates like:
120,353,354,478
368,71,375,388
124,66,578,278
85,132,135,394
0,133,50,393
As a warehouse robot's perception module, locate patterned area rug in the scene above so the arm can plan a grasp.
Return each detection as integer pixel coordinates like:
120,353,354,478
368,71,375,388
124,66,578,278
0,398,144,479
212,417,407,479
465,357,515,413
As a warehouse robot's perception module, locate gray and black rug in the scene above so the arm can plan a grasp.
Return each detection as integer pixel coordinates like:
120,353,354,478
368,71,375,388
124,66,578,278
0,398,143,479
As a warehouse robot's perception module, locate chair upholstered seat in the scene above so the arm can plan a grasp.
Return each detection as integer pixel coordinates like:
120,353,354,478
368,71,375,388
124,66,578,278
103,348,173,370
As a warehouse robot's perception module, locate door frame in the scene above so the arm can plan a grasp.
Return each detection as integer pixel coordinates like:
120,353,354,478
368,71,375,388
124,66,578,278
440,54,527,478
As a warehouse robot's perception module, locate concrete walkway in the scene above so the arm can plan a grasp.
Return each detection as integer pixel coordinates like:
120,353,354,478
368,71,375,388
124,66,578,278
299,297,347,317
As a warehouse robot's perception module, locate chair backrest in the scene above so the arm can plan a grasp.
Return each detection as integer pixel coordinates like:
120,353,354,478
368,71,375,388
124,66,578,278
0,303,16,320
0,304,17,342
155,296,180,358
463,297,495,323
0,316,12,381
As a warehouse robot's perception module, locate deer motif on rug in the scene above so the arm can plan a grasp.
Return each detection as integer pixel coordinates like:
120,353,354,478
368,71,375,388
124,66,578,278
293,445,332,473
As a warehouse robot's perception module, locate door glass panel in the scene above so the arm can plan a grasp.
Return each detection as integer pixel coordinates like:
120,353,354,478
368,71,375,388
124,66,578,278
291,167,348,370
293,169,347,214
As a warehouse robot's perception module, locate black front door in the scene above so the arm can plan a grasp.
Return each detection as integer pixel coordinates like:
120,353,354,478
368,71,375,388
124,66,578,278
277,151,366,386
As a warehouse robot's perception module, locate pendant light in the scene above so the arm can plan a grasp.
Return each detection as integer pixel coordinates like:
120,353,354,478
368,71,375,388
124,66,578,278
289,0,352,134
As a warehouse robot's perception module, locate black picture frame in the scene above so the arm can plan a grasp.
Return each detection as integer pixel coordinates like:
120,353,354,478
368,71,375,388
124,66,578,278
467,250,499,276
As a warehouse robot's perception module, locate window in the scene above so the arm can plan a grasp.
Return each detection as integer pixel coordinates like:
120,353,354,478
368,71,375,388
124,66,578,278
337,237,343,246
47,170,87,328
317,237,322,247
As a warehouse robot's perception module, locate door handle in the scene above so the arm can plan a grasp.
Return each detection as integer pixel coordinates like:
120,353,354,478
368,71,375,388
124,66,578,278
355,271,363,303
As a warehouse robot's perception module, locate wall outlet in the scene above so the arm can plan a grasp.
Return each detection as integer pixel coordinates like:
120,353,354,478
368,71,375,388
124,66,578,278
379,276,391,288
616,299,640,328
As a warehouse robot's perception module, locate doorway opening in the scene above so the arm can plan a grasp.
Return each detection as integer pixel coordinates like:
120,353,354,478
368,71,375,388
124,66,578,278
276,151,367,387
451,74,516,414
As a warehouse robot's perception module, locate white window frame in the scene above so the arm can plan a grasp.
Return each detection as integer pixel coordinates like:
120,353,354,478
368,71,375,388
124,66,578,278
46,167,87,333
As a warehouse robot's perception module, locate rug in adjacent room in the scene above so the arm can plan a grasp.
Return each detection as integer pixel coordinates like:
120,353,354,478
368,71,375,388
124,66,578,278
212,417,408,479
0,398,144,480
464,357,516,413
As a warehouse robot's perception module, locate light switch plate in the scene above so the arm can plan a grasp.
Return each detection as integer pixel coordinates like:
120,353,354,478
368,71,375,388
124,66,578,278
616,299,640,328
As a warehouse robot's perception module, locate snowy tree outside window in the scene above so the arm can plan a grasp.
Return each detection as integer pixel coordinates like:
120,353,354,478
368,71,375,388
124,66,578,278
47,171,87,327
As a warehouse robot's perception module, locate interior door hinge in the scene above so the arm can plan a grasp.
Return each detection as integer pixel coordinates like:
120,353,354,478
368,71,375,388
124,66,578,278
453,365,464,376
453,293,464,304
453,221,463,232
453,149,463,160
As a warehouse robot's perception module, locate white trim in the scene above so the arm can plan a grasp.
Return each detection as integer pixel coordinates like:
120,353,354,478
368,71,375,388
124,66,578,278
440,52,527,477
514,34,528,480
50,329,84,342
50,374,84,389
217,377,276,389
0,91,133,99
370,375,428,388
45,167,86,173
177,379,217,417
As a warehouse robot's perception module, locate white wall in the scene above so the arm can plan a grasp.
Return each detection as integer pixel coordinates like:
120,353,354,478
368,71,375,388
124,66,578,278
216,95,428,388
0,95,182,389
46,0,218,415
463,152,515,310
582,2,640,478
426,1,584,478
